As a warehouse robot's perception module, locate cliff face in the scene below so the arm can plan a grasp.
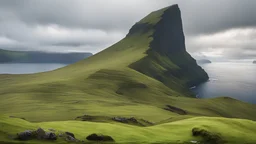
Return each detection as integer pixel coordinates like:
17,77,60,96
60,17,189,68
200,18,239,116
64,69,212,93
151,4,185,54
129,5,209,93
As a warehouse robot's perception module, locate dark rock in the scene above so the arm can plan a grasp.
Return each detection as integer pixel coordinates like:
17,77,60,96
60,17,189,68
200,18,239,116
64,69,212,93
45,132,57,140
86,133,114,142
141,119,154,125
65,132,75,138
75,115,93,121
16,128,57,141
112,117,138,124
112,117,128,123
253,60,256,64
128,117,138,123
66,135,78,142
16,130,33,140
164,105,187,115
192,128,224,144
36,128,46,139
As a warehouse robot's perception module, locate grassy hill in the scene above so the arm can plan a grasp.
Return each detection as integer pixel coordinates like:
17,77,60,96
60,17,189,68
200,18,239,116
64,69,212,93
0,4,255,144
1,115,256,144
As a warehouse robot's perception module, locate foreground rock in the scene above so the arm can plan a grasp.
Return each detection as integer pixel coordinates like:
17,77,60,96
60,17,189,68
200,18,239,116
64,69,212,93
17,130,34,140
192,128,224,144
253,60,256,64
66,135,78,142
16,128,57,141
45,132,57,140
36,128,46,139
86,133,114,142
65,132,75,138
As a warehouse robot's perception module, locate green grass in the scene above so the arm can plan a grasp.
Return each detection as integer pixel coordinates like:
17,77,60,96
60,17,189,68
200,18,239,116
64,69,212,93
0,4,256,143
0,115,256,144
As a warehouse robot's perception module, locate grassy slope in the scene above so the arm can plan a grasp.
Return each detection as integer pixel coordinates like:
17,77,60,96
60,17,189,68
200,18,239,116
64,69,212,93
0,115,256,144
0,5,256,143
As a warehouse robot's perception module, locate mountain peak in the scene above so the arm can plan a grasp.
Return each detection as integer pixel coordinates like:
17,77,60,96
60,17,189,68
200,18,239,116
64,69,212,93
150,4,185,54
127,4,184,54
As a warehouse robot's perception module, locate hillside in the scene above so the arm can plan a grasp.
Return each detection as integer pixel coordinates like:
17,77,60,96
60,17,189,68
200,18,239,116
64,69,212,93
0,4,256,144
0,49,92,64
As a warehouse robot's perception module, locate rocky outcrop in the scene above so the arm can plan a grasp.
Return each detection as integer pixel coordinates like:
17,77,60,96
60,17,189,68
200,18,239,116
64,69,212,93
192,128,224,144
16,128,57,141
253,60,256,64
112,117,138,123
16,130,34,140
164,105,187,115
65,132,75,138
86,133,114,142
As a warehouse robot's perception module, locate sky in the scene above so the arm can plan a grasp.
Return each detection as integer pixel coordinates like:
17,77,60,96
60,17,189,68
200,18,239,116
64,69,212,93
0,0,256,61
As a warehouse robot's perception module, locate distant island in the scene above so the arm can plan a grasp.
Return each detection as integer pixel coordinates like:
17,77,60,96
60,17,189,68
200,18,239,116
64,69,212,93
253,60,256,64
197,59,212,64
0,49,92,64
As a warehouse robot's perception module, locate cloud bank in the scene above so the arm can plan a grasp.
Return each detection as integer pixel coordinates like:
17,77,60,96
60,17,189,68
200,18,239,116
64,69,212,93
0,0,256,60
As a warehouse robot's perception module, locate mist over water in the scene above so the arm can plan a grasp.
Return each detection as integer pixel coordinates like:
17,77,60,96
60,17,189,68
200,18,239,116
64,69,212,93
192,62,256,104
0,63,67,74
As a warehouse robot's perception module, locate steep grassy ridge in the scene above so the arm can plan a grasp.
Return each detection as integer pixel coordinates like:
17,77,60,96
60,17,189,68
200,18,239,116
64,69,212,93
0,4,255,144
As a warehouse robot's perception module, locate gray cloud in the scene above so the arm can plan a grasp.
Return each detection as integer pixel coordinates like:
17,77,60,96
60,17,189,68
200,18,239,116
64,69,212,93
0,0,256,59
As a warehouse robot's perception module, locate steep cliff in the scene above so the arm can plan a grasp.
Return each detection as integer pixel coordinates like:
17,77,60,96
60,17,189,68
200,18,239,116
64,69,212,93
130,5,208,93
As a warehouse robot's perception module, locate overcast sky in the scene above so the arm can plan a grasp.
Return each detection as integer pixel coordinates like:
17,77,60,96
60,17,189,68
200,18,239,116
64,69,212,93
0,0,256,60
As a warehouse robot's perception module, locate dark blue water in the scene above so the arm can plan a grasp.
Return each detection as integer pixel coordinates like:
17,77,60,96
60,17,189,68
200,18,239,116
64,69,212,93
192,62,256,104
0,63,67,74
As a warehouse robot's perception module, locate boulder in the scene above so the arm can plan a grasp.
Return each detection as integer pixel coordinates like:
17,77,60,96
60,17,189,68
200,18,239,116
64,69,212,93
17,130,34,140
66,135,78,142
86,133,114,142
65,132,75,138
45,132,57,140
36,128,46,139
